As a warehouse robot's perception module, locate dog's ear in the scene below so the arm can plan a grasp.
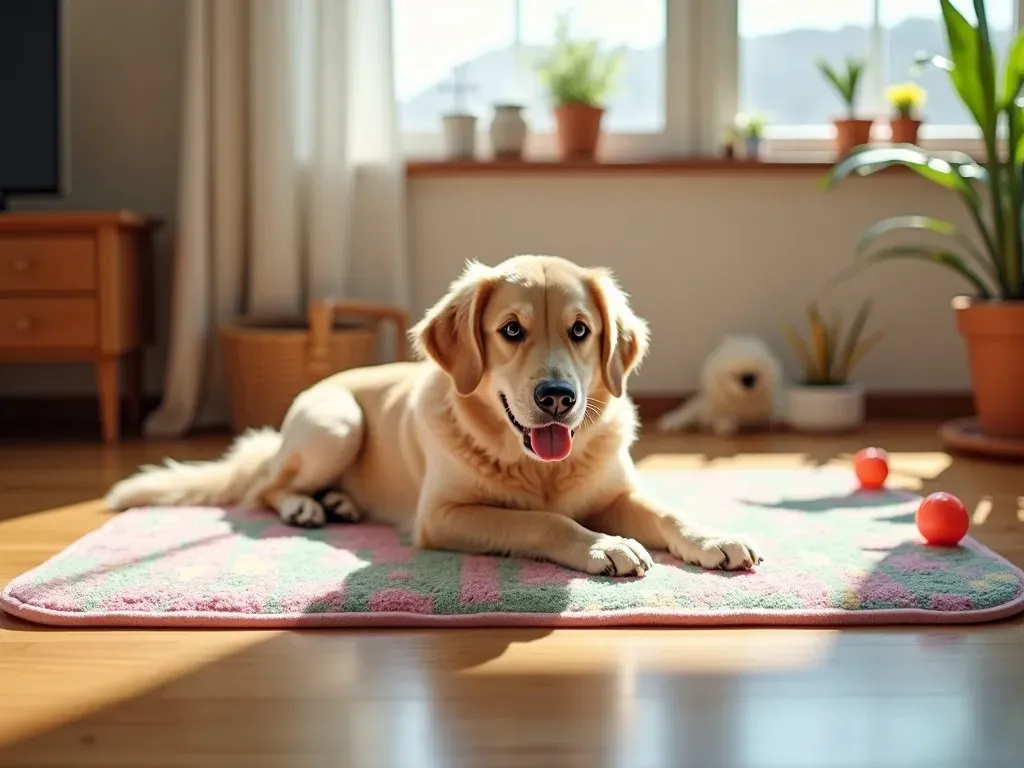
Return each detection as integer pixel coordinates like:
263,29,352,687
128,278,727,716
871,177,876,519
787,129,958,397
586,269,650,398
411,261,496,396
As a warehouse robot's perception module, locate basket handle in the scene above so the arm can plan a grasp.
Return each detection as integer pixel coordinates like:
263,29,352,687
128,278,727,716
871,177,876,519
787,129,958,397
307,298,410,381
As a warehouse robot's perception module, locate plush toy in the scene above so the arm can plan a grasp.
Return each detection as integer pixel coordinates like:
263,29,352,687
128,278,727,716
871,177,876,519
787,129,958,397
657,334,786,437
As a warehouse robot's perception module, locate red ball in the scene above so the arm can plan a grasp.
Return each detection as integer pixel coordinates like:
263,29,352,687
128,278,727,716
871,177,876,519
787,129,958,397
916,492,970,546
854,447,889,490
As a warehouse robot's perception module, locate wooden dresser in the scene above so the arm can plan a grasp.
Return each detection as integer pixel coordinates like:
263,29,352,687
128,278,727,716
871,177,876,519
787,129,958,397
0,211,162,442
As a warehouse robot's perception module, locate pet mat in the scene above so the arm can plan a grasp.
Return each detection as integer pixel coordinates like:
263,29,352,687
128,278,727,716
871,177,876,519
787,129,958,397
3,468,1023,628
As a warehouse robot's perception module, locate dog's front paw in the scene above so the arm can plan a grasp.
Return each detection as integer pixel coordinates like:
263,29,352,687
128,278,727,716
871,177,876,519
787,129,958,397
582,536,654,577
278,493,328,529
669,531,762,571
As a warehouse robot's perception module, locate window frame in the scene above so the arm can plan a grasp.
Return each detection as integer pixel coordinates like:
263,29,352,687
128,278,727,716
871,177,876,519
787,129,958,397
398,0,1024,161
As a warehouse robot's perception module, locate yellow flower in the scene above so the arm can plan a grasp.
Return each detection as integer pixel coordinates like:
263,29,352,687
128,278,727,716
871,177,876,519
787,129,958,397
885,82,927,117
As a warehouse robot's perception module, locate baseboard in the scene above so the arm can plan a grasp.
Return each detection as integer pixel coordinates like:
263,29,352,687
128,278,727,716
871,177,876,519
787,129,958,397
632,392,975,423
0,391,974,441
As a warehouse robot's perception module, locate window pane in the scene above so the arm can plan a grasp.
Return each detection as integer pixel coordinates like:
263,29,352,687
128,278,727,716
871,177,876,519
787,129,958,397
881,0,1016,127
393,0,516,133
740,1,874,126
393,0,665,134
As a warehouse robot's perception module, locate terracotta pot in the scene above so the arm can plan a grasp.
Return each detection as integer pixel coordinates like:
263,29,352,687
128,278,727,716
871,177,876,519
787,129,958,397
554,104,604,160
890,116,921,144
954,297,1024,437
832,118,874,157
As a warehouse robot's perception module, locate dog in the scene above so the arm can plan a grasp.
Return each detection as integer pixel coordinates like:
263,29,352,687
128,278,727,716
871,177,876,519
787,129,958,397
657,334,785,437
106,255,761,576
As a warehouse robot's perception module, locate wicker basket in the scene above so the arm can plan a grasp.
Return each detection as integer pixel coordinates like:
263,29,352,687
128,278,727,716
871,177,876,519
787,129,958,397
218,299,408,432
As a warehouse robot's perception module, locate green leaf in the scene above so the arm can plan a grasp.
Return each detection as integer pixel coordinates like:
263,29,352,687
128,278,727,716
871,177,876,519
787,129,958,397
856,245,993,298
940,0,988,130
823,145,981,203
854,215,996,280
1001,31,1024,107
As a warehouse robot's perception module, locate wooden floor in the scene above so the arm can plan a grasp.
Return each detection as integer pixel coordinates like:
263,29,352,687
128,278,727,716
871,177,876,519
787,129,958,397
1,423,1022,768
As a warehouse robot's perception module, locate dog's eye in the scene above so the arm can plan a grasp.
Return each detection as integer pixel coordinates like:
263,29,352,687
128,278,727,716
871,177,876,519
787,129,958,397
499,320,524,342
569,321,590,342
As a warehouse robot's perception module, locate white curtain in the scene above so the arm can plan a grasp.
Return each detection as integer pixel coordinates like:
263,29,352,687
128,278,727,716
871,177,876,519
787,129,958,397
145,0,409,436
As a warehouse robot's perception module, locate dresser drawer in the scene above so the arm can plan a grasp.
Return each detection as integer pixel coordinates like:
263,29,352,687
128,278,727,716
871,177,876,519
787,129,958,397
0,235,96,293
0,298,97,348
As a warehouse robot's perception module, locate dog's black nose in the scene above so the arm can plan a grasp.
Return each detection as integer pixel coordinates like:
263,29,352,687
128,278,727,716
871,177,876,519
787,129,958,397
739,372,758,390
534,380,577,418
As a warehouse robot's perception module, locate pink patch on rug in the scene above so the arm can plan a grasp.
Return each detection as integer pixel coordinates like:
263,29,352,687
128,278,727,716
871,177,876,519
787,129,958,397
519,560,576,585
855,571,917,607
931,594,973,611
460,556,501,605
387,570,412,581
370,587,434,614
373,546,418,565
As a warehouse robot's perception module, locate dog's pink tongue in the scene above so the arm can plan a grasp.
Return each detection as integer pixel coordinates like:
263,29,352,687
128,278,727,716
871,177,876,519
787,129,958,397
529,424,573,461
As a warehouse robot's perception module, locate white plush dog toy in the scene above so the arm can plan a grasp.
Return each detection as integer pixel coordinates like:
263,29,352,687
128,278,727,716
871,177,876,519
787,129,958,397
657,334,786,436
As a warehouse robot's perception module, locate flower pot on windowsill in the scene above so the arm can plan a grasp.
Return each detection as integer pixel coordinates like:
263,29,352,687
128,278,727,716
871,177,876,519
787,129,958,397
442,113,478,160
890,116,922,144
786,382,865,433
954,296,1024,437
554,103,605,161
832,118,874,157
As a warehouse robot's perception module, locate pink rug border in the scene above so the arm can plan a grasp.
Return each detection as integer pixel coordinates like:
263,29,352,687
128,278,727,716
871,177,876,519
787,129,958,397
3,513,1023,628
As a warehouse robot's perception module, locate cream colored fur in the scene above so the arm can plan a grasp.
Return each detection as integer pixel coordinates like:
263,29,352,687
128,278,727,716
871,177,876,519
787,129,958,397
106,255,762,575
657,334,786,436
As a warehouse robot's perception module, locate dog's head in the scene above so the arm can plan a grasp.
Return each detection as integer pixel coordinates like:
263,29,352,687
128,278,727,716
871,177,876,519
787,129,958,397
701,334,781,400
412,255,648,462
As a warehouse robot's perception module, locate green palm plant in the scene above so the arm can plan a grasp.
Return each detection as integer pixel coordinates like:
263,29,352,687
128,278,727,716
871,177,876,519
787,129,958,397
822,0,1024,301
782,299,886,386
816,57,866,118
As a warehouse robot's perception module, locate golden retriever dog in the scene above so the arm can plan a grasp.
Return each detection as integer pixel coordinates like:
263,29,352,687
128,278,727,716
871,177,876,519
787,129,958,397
106,255,761,576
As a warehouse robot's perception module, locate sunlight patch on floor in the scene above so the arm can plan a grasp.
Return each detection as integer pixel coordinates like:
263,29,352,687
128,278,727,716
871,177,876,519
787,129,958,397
973,496,994,526
457,629,837,676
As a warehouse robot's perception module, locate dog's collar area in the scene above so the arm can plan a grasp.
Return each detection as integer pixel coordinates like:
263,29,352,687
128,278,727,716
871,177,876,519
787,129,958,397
499,393,576,454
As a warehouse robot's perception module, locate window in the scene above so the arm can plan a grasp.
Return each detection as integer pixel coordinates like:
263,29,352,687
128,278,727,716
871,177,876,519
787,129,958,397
393,0,666,155
394,1,1024,159
739,0,1019,143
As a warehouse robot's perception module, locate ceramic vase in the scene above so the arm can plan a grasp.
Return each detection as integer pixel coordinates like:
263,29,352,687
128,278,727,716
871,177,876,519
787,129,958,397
490,104,527,160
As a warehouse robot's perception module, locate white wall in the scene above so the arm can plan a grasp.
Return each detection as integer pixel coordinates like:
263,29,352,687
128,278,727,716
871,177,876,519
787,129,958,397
409,173,975,393
1,0,974,401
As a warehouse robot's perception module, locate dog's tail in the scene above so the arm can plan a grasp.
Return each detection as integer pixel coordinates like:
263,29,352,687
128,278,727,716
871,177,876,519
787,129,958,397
104,427,283,510
656,396,703,432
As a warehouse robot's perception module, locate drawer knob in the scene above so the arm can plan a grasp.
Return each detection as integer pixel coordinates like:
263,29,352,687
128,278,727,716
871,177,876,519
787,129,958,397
15,316,35,332
13,257,33,272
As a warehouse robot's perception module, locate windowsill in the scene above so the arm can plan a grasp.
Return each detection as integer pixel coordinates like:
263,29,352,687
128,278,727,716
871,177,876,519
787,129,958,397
405,156,838,177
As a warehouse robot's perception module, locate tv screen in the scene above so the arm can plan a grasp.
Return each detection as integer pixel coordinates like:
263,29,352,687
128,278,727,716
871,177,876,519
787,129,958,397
0,0,61,206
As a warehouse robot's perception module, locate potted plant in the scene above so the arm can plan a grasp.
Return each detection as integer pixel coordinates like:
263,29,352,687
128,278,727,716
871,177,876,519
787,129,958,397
782,299,886,432
735,112,768,159
816,56,873,156
823,0,1024,442
885,81,927,144
536,13,624,160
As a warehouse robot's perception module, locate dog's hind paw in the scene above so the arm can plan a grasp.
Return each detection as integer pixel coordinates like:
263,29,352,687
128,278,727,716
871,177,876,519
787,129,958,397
311,486,363,523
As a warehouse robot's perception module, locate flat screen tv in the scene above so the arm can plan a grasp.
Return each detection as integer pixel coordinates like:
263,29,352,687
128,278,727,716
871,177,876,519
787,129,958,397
0,0,63,211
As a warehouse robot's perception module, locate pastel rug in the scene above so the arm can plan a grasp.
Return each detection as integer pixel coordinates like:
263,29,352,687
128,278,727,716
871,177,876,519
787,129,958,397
3,468,1023,628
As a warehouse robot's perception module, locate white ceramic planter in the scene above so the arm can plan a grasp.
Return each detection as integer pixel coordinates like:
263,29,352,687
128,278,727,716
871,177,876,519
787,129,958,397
442,113,477,160
786,383,865,432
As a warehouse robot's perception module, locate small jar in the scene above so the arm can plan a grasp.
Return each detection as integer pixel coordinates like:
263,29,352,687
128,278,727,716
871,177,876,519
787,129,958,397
489,104,527,160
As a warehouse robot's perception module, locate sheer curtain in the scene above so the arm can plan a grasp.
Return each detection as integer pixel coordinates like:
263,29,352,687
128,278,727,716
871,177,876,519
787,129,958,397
145,0,409,437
